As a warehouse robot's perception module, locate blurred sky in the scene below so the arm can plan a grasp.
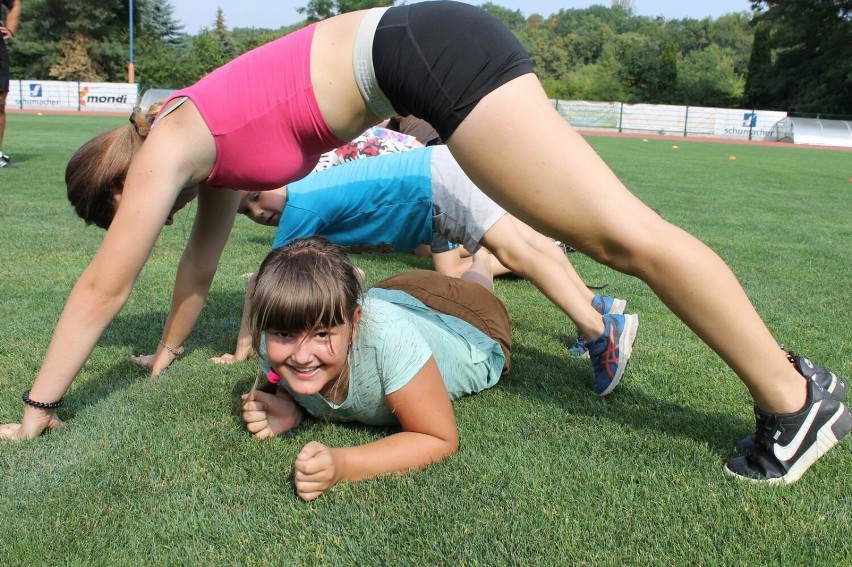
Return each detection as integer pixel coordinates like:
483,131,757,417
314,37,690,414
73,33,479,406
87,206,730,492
168,1,754,34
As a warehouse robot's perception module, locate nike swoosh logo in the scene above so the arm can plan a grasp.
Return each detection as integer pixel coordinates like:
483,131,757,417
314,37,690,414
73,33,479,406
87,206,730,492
775,400,822,462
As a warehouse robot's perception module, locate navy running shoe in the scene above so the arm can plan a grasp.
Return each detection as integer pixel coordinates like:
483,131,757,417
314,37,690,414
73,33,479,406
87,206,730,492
586,313,639,396
726,379,852,484
591,294,626,315
567,295,627,358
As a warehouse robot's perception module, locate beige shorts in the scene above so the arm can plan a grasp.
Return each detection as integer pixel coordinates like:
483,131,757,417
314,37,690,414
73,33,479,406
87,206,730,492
372,270,513,373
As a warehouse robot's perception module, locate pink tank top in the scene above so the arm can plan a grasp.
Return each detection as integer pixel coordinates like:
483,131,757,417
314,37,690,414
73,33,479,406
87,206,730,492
160,24,345,190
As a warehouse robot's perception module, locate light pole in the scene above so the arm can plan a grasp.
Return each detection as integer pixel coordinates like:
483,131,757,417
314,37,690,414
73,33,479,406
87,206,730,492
128,0,135,83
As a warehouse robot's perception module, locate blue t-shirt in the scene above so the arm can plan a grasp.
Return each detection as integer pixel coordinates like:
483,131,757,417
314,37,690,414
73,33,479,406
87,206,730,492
259,289,505,427
272,148,436,252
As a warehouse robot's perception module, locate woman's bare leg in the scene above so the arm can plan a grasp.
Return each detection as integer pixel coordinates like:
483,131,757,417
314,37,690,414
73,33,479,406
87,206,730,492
480,215,605,340
509,216,597,305
447,74,805,414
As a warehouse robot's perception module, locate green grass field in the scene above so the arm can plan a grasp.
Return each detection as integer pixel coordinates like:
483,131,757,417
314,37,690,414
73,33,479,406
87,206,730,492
1,114,850,565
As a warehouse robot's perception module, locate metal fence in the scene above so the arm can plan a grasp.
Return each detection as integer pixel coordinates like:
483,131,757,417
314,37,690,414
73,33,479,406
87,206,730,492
552,100,787,142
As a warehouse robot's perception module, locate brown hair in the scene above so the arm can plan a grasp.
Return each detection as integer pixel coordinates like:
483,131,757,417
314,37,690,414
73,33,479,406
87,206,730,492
248,237,363,356
66,103,163,229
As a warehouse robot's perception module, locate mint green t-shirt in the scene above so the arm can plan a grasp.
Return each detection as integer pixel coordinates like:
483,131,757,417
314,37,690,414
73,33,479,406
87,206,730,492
259,289,505,427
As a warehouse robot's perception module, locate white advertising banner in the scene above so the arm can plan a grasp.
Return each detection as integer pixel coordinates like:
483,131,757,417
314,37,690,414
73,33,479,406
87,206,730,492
8,80,74,110
8,80,138,112
621,104,687,135
551,100,620,129
704,108,787,140
77,82,138,111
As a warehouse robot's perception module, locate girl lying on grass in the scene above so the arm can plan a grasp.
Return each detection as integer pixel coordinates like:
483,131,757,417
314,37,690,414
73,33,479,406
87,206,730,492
240,236,512,501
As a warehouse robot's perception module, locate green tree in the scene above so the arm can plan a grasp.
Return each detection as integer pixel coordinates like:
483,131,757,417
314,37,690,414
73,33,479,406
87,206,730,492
232,26,300,56
705,12,753,77
744,21,773,108
611,0,634,12
677,45,745,107
518,25,573,83
480,2,526,31
139,0,184,43
211,7,237,61
10,0,184,83
748,0,852,113
297,0,395,22
660,42,678,103
134,37,189,90
664,17,712,55
551,4,638,38
613,33,675,103
49,33,106,81
10,0,129,81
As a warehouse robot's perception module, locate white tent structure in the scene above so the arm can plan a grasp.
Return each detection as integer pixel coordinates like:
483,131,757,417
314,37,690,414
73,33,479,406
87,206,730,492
773,116,852,148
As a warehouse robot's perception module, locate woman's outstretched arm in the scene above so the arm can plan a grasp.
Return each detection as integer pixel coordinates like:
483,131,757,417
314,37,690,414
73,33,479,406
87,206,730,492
0,103,216,439
292,356,458,501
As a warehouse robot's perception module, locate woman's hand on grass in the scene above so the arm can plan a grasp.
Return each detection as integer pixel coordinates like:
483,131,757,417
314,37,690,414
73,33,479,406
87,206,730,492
241,389,303,440
130,353,156,368
130,348,179,376
0,407,63,440
210,353,238,364
210,339,255,365
210,347,254,364
294,441,341,501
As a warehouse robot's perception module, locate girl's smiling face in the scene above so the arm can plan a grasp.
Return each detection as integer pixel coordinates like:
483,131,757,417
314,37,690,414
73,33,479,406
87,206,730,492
265,310,360,400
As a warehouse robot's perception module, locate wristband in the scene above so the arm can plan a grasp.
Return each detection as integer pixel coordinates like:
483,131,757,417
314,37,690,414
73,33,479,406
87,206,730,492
22,389,64,410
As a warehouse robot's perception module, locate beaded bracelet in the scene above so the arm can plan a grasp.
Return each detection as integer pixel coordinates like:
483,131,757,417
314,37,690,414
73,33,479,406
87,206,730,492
159,340,185,358
22,389,64,410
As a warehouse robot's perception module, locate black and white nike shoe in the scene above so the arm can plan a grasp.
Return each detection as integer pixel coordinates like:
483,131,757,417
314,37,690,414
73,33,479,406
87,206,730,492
0,153,16,168
725,379,852,484
737,351,848,454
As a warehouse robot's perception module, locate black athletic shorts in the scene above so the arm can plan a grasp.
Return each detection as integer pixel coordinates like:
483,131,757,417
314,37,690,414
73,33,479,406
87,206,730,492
372,1,534,142
0,38,9,93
